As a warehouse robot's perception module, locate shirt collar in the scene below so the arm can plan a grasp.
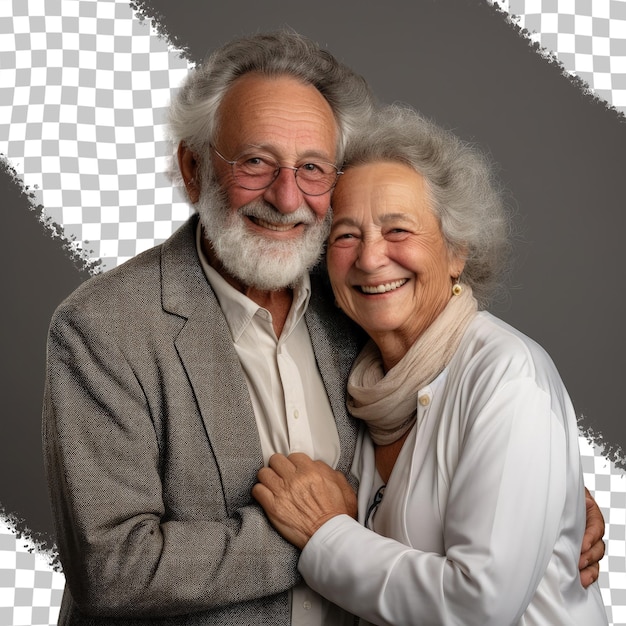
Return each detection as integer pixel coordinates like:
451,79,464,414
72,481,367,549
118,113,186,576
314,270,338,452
195,221,311,342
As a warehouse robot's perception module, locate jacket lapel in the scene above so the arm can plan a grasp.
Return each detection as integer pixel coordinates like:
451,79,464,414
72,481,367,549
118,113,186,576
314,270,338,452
305,272,364,484
161,216,263,512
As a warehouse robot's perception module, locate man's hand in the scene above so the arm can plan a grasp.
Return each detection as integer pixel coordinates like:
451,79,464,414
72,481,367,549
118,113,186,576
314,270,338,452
253,453,357,550
579,487,606,588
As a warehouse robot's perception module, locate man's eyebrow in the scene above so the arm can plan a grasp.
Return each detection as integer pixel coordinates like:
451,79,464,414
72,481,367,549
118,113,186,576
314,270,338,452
236,144,336,163
297,150,336,162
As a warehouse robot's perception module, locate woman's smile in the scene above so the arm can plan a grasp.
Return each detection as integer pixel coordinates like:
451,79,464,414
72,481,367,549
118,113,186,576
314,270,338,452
356,279,409,295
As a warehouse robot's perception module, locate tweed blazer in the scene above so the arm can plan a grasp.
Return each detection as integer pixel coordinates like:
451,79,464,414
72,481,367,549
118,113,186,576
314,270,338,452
43,214,362,625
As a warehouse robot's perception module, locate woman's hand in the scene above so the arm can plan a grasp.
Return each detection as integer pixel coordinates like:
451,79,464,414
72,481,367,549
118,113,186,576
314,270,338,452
579,487,606,587
253,453,357,550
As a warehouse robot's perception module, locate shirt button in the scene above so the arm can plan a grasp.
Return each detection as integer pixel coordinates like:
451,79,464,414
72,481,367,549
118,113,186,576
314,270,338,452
303,601,312,610
418,395,430,406
293,409,300,419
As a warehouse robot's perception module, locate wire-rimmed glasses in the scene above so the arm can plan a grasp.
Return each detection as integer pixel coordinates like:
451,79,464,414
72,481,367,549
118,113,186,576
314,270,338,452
212,146,342,196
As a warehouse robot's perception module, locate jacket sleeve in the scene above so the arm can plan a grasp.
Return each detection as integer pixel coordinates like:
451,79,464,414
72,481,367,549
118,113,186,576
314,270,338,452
43,300,300,619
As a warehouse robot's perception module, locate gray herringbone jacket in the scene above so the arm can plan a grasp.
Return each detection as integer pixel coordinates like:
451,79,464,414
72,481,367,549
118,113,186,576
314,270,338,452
43,215,361,625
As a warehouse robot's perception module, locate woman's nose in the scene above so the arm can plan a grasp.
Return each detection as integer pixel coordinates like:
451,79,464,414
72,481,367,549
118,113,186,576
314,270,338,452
355,237,388,272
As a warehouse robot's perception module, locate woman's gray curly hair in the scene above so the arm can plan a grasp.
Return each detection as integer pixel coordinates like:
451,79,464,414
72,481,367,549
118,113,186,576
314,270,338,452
339,105,512,308
166,30,375,183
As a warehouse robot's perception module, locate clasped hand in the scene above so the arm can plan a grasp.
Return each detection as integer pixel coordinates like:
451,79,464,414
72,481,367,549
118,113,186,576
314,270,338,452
252,452,357,550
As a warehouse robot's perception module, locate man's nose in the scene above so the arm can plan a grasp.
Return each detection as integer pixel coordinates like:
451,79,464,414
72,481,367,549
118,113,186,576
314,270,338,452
262,166,304,214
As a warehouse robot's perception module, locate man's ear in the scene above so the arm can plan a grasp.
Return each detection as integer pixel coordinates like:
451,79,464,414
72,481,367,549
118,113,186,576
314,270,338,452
177,142,201,204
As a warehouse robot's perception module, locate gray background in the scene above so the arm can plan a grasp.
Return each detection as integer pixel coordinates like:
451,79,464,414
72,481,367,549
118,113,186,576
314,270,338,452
1,0,624,552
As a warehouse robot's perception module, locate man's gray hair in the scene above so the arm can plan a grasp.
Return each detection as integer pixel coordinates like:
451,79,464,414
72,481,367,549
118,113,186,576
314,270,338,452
167,30,375,180
341,105,512,308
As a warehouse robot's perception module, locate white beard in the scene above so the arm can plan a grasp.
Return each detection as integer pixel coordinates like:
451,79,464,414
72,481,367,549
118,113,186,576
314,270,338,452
196,179,331,291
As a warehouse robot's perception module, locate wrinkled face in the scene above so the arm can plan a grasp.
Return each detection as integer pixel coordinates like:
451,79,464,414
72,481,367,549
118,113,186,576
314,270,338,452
213,72,339,223
195,73,339,290
327,161,464,350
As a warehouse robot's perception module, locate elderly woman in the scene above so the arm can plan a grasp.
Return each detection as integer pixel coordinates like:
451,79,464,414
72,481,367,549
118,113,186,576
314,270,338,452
253,106,608,625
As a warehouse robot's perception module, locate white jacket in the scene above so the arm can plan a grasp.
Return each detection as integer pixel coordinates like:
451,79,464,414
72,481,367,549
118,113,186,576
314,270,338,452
299,312,607,625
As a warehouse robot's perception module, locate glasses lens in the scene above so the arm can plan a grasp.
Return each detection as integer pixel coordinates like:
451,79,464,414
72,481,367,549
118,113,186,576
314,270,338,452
233,154,338,195
296,162,337,195
234,156,278,190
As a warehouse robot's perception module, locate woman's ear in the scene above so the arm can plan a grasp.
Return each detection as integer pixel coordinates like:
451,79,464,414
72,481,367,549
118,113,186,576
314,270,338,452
177,142,201,204
449,253,466,281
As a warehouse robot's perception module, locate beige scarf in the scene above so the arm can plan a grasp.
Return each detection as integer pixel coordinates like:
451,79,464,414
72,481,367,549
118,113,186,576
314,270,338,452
347,287,478,445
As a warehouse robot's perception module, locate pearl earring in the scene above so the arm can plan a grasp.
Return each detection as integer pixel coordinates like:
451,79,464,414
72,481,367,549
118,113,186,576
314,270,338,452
452,278,463,296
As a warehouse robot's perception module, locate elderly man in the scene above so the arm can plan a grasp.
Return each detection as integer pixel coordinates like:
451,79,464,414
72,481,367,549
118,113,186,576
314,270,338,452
43,31,604,625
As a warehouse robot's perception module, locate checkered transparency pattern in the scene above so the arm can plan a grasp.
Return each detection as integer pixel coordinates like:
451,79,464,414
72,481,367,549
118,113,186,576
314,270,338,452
491,0,626,114
580,438,626,626
0,0,192,272
0,529,63,626
0,1,625,625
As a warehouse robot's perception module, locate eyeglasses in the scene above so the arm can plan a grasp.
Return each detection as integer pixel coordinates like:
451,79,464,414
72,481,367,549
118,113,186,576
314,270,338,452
212,146,342,196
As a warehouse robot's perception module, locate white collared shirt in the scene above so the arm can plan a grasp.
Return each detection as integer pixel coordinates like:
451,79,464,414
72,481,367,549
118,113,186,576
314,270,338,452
196,224,352,626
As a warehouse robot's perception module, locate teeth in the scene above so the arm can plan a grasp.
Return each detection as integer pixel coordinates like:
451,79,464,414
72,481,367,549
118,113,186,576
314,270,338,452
252,217,297,232
360,280,407,294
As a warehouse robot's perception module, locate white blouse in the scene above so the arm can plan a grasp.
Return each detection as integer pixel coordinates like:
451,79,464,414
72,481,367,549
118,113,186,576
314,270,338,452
299,312,607,625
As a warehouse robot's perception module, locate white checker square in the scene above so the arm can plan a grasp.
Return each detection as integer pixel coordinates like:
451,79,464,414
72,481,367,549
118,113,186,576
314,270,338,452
81,223,103,241
155,220,177,239
32,586,53,606
102,206,121,223
610,55,626,72
135,238,156,253
118,222,138,239
575,54,594,71
558,31,578,51
596,1,612,19
137,205,156,222
542,13,560,31
0,588,14,605
113,89,134,109
96,1,116,21
593,36,612,56
14,569,35,589
574,13,593,33
60,205,83,224
594,74,612,91
118,189,139,206
609,18,626,39
99,239,120,259
12,15,31,34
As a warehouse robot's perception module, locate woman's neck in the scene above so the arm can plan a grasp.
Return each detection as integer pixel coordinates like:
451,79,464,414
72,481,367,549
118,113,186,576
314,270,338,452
375,430,411,483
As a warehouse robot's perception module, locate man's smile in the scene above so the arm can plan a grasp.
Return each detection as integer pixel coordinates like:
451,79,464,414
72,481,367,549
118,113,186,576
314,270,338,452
248,215,303,232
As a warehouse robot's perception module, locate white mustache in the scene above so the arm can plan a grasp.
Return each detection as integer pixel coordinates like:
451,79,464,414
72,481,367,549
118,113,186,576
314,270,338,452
238,200,319,226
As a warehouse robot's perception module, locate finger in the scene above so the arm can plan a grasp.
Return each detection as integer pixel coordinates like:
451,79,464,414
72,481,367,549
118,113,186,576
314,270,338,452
582,488,605,551
579,562,600,588
579,539,606,570
251,482,275,510
256,467,284,492
286,452,316,470
268,453,298,476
